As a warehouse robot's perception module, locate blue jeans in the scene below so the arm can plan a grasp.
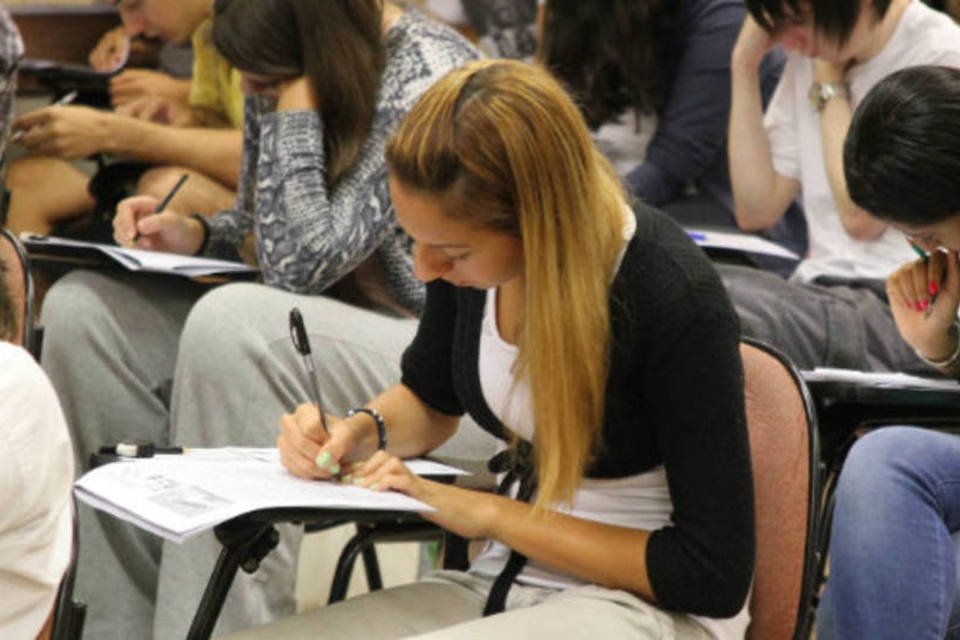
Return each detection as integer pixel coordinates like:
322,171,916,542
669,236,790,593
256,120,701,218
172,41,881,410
817,427,960,639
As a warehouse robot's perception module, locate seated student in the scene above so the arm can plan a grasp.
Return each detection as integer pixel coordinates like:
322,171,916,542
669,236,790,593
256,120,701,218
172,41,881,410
539,0,803,261
5,0,244,237
221,58,754,640
0,275,75,639
722,0,960,373
815,65,960,640
39,1,479,638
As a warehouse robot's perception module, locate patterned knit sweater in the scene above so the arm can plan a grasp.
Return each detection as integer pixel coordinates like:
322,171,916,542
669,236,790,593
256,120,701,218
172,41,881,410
203,8,480,315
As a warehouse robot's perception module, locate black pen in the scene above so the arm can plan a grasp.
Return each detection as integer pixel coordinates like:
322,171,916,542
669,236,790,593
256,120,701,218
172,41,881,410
289,307,330,436
132,172,189,243
98,442,186,458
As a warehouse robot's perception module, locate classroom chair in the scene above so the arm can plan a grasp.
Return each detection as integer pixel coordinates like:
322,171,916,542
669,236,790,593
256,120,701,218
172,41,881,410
740,339,824,640
0,225,35,353
48,499,86,640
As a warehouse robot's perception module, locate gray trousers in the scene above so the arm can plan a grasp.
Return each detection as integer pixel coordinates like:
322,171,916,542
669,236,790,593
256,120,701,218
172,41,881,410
41,273,494,639
718,264,933,375
220,570,712,640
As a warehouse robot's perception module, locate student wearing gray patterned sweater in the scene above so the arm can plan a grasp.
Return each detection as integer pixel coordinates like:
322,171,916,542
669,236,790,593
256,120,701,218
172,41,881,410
39,2,481,638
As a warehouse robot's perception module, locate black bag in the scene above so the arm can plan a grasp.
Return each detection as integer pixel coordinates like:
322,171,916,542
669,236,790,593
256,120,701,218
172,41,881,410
53,161,152,243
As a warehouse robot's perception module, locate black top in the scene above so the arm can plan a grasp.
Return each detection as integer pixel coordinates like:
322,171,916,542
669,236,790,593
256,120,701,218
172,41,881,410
401,203,754,617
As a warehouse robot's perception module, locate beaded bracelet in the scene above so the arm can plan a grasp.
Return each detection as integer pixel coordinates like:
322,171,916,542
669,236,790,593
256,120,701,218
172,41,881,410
347,407,387,450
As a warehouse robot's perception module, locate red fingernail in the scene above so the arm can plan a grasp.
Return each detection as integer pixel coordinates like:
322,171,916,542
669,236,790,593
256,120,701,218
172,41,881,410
930,281,940,296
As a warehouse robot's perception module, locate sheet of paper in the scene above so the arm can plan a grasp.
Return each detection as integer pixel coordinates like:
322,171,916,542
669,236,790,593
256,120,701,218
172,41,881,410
802,367,960,391
686,228,800,261
75,449,466,543
22,235,258,278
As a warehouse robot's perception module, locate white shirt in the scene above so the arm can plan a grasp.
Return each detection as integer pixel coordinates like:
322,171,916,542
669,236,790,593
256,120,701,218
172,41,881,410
764,0,960,283
0,343,74,639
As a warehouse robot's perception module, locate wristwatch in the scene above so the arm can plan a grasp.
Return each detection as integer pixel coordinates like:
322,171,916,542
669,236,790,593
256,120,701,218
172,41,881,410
808,81,850,112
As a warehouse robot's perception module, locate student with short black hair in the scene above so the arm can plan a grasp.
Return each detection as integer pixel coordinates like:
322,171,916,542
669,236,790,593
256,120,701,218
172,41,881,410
816,64,960,640
721,0,960,373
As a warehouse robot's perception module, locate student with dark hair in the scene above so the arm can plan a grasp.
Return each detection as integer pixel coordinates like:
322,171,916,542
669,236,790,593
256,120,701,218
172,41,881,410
39,1,479,638
540,0,801,256
222,56,754,640
720,0,960,373
815,64,960,640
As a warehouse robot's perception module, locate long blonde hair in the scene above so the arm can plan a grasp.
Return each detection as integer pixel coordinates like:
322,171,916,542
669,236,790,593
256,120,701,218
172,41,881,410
386,60,626,507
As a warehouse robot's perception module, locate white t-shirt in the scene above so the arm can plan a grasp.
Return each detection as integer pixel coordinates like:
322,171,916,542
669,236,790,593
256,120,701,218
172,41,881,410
0,343,74,639
764,0,960,283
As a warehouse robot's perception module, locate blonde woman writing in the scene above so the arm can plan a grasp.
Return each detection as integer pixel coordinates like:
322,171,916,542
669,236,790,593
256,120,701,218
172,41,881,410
229,60,754,640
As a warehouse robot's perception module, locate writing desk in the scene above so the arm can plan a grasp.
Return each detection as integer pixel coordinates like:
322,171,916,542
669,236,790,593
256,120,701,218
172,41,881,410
802,372,960,466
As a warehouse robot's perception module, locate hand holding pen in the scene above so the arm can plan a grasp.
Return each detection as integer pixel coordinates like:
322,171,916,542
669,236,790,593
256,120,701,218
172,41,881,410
888,245,960,364
285,307,345,478
11,91,112,159
113,174,203,253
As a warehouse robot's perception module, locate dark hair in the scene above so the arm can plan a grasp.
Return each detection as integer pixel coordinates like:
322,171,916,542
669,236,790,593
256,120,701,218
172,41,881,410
212,0,385,189
538,0,683,129
0,260,14,342
845,65,960,225
746,0,893,45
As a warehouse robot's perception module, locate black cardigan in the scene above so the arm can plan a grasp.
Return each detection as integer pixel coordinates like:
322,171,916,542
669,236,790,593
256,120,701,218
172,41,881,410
400,203,754,617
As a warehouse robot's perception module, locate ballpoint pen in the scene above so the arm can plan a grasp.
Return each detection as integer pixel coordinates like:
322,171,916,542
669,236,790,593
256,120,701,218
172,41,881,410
289,307,330,437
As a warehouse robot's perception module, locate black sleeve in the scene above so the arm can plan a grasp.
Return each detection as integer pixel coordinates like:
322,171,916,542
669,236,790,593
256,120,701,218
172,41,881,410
638,237,755,616
400,279,465,416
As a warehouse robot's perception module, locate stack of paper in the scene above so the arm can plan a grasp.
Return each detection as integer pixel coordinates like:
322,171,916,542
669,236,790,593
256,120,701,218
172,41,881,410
23,235,258,278
686,227,800,261
75,448,465,543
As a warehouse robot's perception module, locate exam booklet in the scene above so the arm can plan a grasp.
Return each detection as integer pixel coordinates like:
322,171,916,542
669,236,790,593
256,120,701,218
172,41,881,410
686,227,800,261
74,448,466,543
22,235,258,279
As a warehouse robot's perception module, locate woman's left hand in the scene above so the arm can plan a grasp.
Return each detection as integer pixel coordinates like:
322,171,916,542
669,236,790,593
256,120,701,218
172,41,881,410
350,451,496,540
887,249,960,361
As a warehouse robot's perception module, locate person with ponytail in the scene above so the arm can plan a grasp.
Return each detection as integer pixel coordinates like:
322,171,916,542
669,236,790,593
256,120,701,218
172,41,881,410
232,59,754,640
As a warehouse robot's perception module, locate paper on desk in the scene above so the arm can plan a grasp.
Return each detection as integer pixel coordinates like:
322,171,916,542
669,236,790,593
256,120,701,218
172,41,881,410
75,448,466,544
686,227,800,261
22,235,257,278
802,367,960,390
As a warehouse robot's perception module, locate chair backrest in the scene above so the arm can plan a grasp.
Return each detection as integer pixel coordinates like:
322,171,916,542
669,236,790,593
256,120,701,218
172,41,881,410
740,339,822,640
0,227,35,351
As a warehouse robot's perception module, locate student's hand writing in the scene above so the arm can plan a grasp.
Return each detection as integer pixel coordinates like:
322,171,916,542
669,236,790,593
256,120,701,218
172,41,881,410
731,15,774,71
887,249,960,363
116,95,194,126
277,404,354,480
88,26,130,73
12,105,110,159
110,69,191,107
113,195,204,254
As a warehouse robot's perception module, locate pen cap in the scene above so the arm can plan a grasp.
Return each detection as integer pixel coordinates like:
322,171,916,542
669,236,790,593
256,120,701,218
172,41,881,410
289,307,311,355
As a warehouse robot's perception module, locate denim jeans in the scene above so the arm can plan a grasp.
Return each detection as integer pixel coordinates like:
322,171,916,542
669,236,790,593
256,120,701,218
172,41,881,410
817,427,960,639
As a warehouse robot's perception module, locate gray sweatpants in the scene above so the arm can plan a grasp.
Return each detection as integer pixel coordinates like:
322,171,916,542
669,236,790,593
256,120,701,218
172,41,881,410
718,264,934,375
41,273,494,639
220,570,713,640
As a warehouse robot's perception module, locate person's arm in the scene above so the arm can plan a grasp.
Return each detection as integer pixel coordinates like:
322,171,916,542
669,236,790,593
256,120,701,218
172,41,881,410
13,106,242,188
728,17,800,231
814,60,887,240
625,0,747,206
250,78,407,294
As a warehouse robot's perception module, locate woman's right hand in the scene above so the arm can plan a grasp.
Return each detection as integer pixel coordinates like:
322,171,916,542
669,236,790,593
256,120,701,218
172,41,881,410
887,249,960,362
113,195,204,254
278,404,357,480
